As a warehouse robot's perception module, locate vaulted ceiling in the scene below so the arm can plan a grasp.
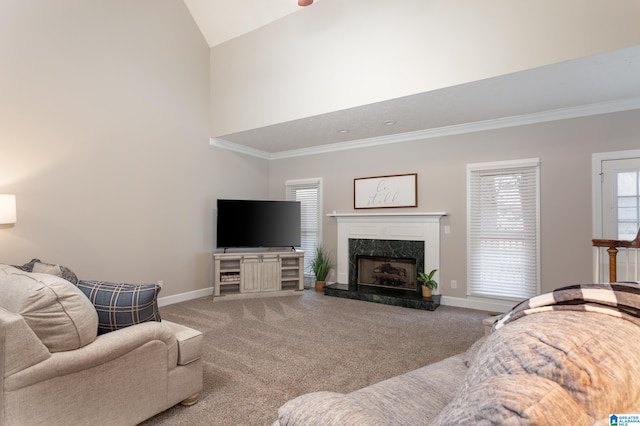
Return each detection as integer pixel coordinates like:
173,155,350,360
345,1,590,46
183,0,320,48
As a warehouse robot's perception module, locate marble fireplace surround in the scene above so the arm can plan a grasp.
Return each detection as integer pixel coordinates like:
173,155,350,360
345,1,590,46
329,212,446,294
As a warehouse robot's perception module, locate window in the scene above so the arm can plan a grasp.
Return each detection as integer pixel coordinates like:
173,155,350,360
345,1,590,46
467,158,540,300
285,178,322,278
616,170,640,239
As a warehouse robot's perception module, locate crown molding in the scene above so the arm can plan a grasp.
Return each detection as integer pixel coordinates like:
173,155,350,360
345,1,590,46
211,96,640,160
209,138,271,159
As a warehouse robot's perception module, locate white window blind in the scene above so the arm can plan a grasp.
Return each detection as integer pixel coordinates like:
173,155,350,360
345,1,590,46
467,159,540,300
285,178,322,276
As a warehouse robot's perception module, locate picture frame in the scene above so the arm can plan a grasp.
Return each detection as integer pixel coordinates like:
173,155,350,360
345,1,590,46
354,173,418,209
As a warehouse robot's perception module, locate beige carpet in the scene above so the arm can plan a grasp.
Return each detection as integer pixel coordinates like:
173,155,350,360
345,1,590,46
141,290,489,426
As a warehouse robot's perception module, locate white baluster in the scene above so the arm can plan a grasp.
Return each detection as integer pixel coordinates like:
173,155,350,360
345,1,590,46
595,247,601,283
635,248,639,282
625,248,630,282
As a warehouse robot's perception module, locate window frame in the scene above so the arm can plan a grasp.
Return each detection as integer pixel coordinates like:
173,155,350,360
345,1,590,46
285,178,323,279
466,158,540,301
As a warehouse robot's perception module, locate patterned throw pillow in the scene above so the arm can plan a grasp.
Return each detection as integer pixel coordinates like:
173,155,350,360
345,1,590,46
15,258,79,284
76,280,161,335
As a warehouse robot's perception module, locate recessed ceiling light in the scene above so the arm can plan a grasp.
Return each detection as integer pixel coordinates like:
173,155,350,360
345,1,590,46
382,120,396,126
337,129,350,134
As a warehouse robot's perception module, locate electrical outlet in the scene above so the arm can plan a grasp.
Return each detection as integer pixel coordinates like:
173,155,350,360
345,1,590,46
450,280,457,289
157,280,164,289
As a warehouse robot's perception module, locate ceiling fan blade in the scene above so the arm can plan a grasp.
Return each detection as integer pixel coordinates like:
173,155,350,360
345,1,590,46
298,0,313,6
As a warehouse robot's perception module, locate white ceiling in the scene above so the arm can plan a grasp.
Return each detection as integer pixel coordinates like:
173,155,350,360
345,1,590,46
183,2,640,157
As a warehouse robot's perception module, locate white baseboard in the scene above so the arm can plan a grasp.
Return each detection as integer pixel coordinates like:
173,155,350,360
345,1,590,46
212,289,304,301
157,287,305,307
440,295,514,314
158,287,213,307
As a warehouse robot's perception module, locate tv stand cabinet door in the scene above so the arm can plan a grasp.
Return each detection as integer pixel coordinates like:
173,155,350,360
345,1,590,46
241,256,262,293
260,254,281,292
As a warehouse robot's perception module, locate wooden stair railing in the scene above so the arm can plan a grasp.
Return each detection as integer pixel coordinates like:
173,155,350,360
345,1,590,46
592,228,640,283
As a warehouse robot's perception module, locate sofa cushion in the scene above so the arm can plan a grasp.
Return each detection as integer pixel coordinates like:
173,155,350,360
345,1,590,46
432,374,592,425
0,264,22,275
14,258,79,284
460,335,486,368
277,392,387,426
76,280,161,335
466,310,640,420
0,269,98,352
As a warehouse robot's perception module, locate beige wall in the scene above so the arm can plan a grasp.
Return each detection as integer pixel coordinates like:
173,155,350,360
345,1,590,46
0,0,270,297
2,1,638,305
269,110,640,301
210,0,640,136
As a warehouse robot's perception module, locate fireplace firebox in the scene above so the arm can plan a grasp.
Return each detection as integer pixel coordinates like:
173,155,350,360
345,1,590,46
348,238,425,293
357,255,417,291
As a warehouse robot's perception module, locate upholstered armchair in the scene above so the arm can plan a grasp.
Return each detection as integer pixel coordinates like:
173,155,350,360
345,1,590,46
0,264,203,426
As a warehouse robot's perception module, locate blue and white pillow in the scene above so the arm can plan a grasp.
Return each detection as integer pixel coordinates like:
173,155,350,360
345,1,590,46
76,280,161,335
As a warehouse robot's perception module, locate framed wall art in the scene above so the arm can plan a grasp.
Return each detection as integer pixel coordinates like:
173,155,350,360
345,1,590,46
354,173,418,209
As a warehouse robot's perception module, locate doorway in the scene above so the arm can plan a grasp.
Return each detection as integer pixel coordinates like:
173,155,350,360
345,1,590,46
594,151,640,239
593,149,640,281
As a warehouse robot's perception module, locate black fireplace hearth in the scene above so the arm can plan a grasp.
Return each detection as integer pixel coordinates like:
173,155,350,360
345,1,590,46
324,282,440,311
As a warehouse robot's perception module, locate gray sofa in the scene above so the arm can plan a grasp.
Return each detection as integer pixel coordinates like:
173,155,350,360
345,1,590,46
275,282,640,425
0,264,203,426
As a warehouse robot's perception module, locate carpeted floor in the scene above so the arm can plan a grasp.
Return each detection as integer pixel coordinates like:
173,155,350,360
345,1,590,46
140,290,489,426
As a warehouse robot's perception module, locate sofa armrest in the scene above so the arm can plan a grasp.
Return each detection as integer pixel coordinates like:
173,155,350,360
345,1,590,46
162,320,202,365
0,308,51,378
276,392,387,426
5,321,177,391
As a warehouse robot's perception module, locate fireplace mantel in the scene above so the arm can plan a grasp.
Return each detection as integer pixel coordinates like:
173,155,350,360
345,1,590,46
327,212,447,219
328,212,447,292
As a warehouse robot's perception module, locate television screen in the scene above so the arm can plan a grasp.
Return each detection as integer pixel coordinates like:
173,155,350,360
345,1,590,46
216,199,301,249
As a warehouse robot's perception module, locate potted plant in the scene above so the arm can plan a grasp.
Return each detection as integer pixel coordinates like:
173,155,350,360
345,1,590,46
310,245,333,292
417,269,438,298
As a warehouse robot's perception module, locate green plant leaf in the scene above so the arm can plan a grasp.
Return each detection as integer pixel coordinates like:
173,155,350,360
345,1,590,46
309,245,334,281
417,269,438,289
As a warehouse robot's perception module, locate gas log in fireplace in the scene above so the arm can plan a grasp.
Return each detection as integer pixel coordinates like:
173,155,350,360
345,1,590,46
356,255,417,292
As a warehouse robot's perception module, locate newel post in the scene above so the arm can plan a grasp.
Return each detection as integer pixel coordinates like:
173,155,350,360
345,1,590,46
606,246,618,283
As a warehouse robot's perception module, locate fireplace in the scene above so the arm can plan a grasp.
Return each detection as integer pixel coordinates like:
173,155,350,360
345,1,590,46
357,255,417,291
326,212,445,310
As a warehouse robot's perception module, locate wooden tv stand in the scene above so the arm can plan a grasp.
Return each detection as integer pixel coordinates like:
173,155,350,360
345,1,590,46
212,251,304,297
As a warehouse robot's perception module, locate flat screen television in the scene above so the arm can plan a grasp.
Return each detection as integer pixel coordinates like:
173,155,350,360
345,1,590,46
216,199,301,249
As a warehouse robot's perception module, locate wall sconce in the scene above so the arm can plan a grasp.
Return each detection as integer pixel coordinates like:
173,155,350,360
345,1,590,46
0,194,17,224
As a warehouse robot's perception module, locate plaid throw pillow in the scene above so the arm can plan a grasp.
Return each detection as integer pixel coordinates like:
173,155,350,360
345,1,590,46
76,280,161,335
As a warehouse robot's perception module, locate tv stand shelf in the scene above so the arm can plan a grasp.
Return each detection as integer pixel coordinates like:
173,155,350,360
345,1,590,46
213,251,304,297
